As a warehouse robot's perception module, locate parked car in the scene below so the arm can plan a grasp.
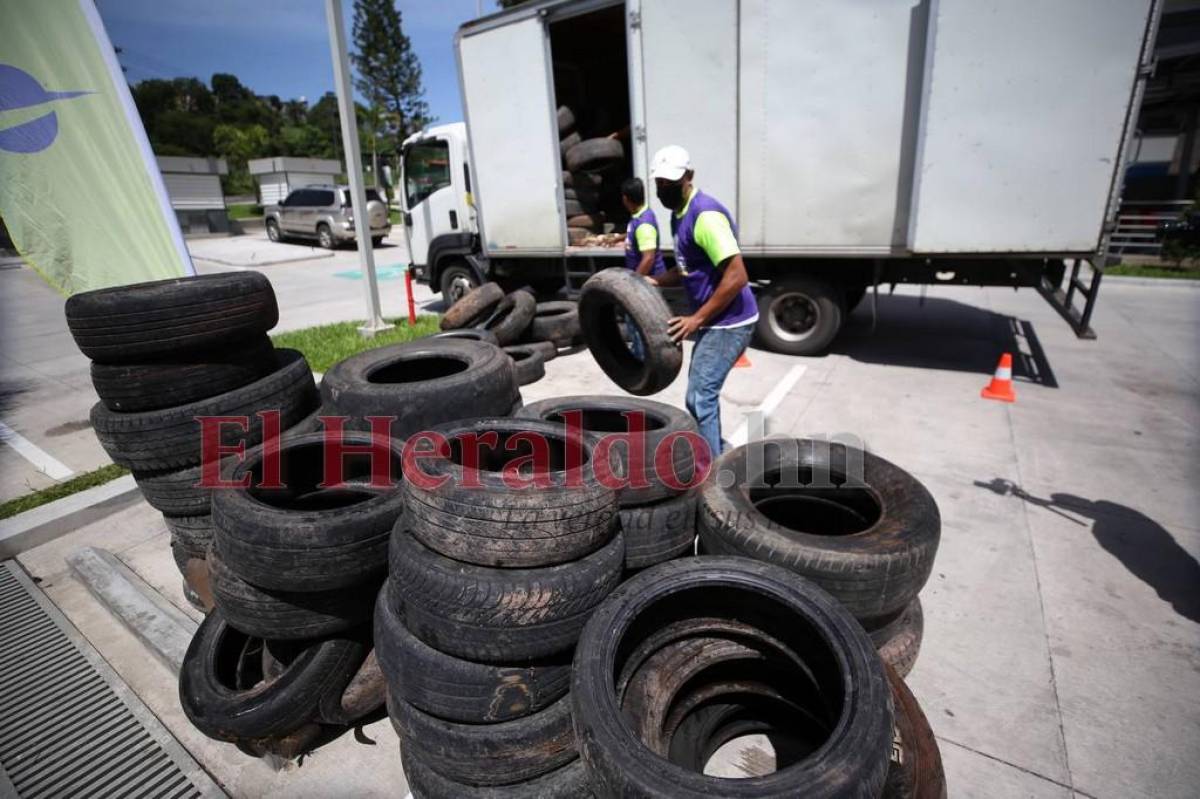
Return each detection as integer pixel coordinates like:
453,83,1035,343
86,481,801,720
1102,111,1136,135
265,185,389,249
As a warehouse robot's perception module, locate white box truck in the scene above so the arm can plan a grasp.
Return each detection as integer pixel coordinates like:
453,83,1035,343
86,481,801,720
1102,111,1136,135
400,0,1161,355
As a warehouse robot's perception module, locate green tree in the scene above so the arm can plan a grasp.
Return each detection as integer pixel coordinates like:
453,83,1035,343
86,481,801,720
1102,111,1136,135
213,123,270,194
351,0,431,156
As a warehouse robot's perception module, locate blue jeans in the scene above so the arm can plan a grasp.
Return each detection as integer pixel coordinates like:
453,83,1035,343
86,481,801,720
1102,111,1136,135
686,323,754,460
625,316,645,361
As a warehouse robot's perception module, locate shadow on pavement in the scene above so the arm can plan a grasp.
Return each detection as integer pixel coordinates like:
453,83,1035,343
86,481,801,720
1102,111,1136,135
976,478,1200,625
833,295,1059,388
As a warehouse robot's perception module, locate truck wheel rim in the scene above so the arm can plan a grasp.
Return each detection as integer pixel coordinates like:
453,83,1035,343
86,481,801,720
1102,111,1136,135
448,274,473,304
769,293,820,343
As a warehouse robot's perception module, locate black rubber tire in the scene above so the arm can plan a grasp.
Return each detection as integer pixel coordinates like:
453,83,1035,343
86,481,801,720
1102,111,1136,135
868,598,924,679
563,184,601,208
521,340,558,363
528,301,580,347
375,585,571,724
402,749,592,799
372,236,384,247
134,404,327,517
440,262,483,304
165,514,213,557
401,418,619,568
884,663,947,799
90,348,318,472
65,272,279,364
502,344,546,386
516,396,698,507
578,268,682,396
557,105,575,134
570,557,894,798
391,692,577,787
179,610,365,742
427,328,500,346
568,227,590,246
567,213,604,229
696,439,941,624
754,277,845,356
90,336,278,412
209,547,382,640
559,131,583,159
619,492,697,569
212,431,404,592
483,291,536,346
320,338,517,441
442,282,504,329
564,198,585,217
266,219,282,242
388,529,624,662
317,648,386,726
846,285,869,313
564,138,624,173
317,223,336,250
562,171,602,189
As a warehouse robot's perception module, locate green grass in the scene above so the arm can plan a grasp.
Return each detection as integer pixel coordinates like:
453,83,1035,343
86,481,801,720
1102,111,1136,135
0,463,129,521
1106,262,1200,280
389,208,403,224
272,315,442,373
227,203,263,220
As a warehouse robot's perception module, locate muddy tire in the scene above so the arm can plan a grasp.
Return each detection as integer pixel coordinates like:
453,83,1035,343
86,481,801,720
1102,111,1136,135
388,529,624,662
884,663,947,799
318,648,386,726
375,586,570,724
483,291,536,346
578,268,682,396
528,301,580,347
65,272,278,363
564,138,624,173
697,439,941,624
502,344,546,386
442,282,505,330
619,492,697,569
427,328,500,346
391,692,576,787
401,750,591,799
868,598,924,678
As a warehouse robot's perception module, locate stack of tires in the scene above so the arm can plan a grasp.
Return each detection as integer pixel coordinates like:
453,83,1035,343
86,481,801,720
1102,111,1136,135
376,418,624,797
696,438,941,677
64,273,321,611
176,431,405,755
516,396,699,572
438,283,582,388
557,105,627,246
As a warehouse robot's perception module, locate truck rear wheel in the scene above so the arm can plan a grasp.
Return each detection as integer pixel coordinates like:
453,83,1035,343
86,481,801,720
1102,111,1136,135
755,277,844,356
439,262,480,304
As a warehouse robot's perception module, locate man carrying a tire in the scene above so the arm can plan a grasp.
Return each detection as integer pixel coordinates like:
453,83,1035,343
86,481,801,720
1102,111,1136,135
646,145,757,460
621,177,665,360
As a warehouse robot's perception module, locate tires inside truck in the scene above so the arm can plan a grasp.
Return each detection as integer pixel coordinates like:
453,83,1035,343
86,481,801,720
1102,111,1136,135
548,4,633,249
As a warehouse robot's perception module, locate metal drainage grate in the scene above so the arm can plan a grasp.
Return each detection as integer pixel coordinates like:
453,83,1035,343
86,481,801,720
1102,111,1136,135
0,561,224,798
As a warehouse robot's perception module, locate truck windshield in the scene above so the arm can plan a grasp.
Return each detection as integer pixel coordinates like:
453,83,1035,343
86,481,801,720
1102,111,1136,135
404,140,451,209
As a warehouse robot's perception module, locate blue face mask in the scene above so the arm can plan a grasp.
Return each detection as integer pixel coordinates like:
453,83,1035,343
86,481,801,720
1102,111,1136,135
656,181,684,211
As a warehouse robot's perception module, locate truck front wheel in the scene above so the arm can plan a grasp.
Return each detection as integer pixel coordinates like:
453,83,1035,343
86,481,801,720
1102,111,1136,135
439,262,480,304
755,277,845,356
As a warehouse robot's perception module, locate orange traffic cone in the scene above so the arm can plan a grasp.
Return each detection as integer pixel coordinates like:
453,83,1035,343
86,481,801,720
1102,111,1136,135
981,353,1016,403
735,351,752,368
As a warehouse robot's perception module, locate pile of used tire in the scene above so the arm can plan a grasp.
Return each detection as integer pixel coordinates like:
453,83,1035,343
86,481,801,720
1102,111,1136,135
557,105,627,245
438,283,582,387
376,417,626,796
697,438,942,677
65,273,321,611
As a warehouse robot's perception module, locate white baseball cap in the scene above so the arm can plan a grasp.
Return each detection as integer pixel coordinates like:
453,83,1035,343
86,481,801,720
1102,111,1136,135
650,145,691,181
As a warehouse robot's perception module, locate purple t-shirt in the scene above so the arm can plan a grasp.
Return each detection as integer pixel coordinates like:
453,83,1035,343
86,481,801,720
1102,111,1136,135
624,206,666,275
670,190,758,328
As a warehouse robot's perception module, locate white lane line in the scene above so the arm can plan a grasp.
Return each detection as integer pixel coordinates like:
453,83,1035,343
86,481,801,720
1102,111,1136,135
726,364,807,448
0,420,74,480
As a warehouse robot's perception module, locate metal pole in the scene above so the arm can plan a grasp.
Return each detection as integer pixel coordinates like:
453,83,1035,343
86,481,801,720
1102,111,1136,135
324,0,392,336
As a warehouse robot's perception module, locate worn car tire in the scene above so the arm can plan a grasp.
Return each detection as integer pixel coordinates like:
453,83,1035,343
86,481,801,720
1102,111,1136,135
483,291,536,346
427,328,500,346
619,492,697,569
391,692,577,787
402,418,619,568
578,268,682,396
90,336,278,412
557,105,575,134
65,272,279,364
212,431,405,591
90,348,318,472
564,138,624,173
883,663,947,799
567,213,604,230
165,514,213,557
697,439,941,624
209,547,381,640
528,301,580,347
442,282,505,330
559,131,583,158
375,587,571,724
868,598,924,678
516,396,698,507
388,529,624,662
520,340,558,363
502,344,546,386
317,648,386,726
570,557,893,799
568,227,591,246
179,610,365,742
321,338,517,441
401,749,591,799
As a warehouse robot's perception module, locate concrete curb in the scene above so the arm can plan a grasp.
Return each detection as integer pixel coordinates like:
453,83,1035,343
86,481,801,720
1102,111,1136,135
0,474,140,559
1104,275,1200,288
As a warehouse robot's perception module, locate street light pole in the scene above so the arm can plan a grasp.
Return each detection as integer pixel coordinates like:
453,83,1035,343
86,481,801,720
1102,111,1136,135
324,0,391,336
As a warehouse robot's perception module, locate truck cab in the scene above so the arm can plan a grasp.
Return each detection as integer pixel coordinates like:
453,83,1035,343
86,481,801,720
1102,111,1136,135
399,123,480,303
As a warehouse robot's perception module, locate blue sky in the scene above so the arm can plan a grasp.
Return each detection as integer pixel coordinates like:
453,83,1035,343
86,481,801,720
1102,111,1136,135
95,0,487,124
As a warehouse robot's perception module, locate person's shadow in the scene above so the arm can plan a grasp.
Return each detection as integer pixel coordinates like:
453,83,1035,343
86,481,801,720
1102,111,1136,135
976,478,1200,625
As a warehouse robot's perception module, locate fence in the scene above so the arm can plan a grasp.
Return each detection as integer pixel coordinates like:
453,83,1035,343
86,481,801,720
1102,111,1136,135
1109,200,1191,256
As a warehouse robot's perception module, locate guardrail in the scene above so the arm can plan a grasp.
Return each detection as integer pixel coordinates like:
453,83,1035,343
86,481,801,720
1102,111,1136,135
1109,200,1192,256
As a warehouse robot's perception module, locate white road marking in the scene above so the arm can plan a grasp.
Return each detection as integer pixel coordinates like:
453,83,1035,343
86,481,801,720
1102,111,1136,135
0,420,74,480
726,364,807,448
